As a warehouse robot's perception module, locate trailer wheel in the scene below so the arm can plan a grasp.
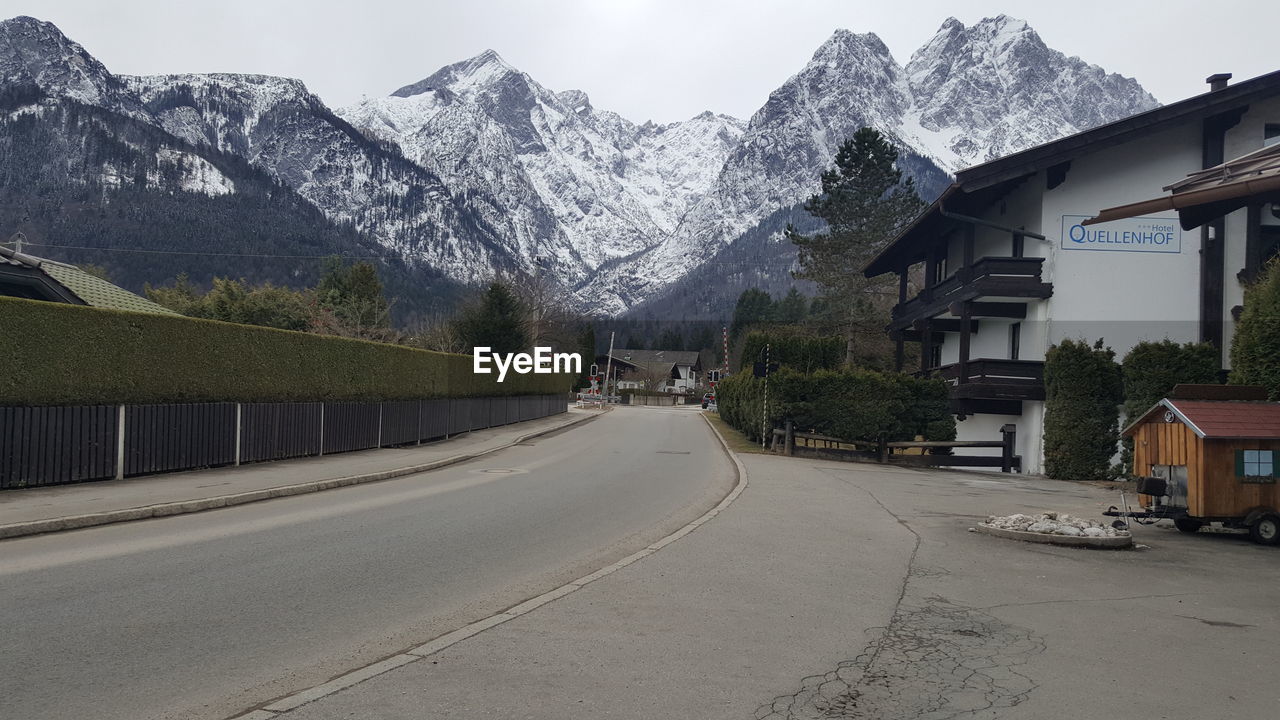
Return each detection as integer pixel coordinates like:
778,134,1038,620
1174,517,1203,534
1249,514,1280,546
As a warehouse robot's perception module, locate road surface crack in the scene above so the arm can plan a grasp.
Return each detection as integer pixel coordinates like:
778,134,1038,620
757,479,1045,719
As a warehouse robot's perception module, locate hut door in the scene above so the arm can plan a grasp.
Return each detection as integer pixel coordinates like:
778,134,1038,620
1152,465,1189,509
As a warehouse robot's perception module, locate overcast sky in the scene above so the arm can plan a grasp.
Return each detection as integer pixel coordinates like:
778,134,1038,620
5,0,1277,123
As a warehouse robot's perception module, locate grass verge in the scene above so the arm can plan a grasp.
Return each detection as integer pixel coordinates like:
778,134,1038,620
702,411,771,455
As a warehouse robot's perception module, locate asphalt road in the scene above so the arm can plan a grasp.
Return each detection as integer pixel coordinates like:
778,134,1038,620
0,406,735,720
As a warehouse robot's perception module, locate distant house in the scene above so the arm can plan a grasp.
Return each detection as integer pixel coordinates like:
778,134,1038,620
599,349,701,393
0,246,178,315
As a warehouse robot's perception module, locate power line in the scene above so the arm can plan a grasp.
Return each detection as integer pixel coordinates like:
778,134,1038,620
4,241,383,260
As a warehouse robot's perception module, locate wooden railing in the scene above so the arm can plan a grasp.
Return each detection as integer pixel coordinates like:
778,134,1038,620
932,358,1044,385
893,256,1048,324
770,421,1020,472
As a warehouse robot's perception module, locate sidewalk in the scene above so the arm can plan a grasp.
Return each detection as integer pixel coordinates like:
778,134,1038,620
0,406,599,540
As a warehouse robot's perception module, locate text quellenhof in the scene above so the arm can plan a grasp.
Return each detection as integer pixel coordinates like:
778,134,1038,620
473,347,582,382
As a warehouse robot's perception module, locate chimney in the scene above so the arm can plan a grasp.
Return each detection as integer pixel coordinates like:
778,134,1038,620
1206,73,1232,91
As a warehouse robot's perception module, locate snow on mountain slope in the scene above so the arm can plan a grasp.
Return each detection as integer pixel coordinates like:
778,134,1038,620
1,13,1162,317
583,14,1159,314
903,15,1158,170
339,51,744,285
122,71,522,282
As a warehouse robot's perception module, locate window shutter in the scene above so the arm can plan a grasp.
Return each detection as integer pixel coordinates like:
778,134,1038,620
1235,450,1245,477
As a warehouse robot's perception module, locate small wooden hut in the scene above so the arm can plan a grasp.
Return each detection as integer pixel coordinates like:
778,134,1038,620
1124,385,1280,542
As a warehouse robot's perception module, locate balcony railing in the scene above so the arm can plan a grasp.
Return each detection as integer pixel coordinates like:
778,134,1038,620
919,358,1045,415
891,257,1051,330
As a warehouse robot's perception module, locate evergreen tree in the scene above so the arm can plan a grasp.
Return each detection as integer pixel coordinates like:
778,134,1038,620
786,127,923,364
452,282,530,355
774,287,808,324
1230,258,1280,398
1043,339,1123,481
146,274,312,331
730,288,774,339
657,328,684,351
313,258,392,337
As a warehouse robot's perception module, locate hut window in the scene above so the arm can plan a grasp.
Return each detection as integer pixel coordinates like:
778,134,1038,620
1236,450,1277,483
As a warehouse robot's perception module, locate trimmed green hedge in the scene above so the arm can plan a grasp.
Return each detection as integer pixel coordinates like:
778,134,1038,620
739,331,844,374
717,367,954,444
1,297,571,405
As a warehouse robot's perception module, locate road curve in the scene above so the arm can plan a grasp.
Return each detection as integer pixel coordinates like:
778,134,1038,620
0,406,735,720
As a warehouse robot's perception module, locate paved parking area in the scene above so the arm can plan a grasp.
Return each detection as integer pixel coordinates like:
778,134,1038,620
276,448,1278,720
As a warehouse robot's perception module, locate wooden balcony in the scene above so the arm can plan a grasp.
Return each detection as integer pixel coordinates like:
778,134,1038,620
922,358,1045,416
890,257,1052,331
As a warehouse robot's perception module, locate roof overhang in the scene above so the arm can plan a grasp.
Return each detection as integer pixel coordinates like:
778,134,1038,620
1085,143,1280,229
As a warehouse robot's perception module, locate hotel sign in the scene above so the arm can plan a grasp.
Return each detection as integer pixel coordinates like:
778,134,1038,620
1060,215,1182,254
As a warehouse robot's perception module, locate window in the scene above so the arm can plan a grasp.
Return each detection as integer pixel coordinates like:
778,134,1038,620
1008,323,1021,361
1236,449,1277,483
1265,123,1280,148
929,343,943,370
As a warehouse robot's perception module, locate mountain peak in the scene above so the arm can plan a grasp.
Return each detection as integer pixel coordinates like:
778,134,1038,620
556,88,592,114
0,14,123,108
390,48,522,99
820,28,891,57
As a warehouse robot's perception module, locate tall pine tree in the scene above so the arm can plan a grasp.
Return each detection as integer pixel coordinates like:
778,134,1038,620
787,127,922,366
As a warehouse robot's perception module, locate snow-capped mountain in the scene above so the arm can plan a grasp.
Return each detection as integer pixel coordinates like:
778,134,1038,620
0,14,1160,317
903,16,1159,170
580,15,1159,313
121,71,522,281
339,51,744,287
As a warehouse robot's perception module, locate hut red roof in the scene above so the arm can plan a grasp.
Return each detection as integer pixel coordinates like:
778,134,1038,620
1125,399,1280,439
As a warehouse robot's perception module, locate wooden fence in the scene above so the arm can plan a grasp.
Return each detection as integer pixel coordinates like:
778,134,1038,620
771,421,1020,472
0,395,566,489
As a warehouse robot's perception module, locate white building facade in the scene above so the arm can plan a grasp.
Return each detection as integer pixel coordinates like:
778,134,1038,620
865,71,1280,474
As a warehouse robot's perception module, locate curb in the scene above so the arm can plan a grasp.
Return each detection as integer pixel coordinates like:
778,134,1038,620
229,407,749,719
974,523,1133,549
0,410,602,541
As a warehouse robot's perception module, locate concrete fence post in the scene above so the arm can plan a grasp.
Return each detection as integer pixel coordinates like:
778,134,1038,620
234,403,242,466
318,403,325,457
785,420,795,457
377,403,383,448
115,404,126,480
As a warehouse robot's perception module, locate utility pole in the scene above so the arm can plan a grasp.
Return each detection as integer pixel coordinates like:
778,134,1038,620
602,331,615,405
761,342,770,449
722,325,729,375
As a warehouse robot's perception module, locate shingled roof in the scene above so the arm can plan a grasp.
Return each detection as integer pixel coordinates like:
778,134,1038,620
0,245,178,315
1125,398,1280,440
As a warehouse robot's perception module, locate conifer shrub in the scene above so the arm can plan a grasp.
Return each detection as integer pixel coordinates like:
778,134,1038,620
1043,339,1123,481
1230,258,1280,399
716,367,953,444
738,331,845,374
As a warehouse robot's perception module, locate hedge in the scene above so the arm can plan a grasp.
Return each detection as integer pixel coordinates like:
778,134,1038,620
1043,339,1123,481
738,331,845,374
0,297,572,406
717,367,954,444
